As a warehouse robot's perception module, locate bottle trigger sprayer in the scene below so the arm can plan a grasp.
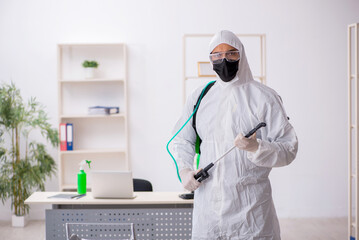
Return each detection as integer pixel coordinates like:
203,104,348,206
77,160,91,194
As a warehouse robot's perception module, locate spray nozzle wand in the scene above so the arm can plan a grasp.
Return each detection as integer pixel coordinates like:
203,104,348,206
79,160,92,170
194,122,267,182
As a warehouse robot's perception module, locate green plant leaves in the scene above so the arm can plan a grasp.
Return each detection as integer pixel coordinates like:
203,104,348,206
0,82,59,216
82,60,99,68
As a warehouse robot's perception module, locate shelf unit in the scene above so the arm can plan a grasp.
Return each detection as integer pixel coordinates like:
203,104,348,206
60,113,125,119
57,43,129,191
348,23,359,240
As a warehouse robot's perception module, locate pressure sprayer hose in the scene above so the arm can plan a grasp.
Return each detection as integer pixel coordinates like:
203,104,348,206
166,81,216,183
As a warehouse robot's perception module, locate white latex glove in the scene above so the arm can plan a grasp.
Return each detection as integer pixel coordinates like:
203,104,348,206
179,168,201,192
234,132,259,153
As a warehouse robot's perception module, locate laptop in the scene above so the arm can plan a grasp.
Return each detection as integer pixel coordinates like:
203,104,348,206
91,171,136,199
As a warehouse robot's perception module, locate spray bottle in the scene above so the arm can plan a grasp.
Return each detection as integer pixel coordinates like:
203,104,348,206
77,160,91,194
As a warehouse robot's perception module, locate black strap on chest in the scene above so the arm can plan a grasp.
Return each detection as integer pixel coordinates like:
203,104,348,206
192,81,215,154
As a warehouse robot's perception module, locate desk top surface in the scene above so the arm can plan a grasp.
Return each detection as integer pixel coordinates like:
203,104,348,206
25,192,193,205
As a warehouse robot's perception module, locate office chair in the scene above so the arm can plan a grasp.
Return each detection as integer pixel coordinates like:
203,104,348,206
133,178,153,192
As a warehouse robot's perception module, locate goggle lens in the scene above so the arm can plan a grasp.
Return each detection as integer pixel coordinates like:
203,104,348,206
209,51,240,64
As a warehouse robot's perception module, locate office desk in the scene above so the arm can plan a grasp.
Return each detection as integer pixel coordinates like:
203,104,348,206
25,192,193,240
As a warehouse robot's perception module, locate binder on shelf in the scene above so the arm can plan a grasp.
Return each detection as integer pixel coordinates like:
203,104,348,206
66,123,73,151
59,123,67,151
88,106,120,115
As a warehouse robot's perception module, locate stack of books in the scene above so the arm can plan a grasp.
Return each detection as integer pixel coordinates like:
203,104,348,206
59,123,73,151
88,106,120,115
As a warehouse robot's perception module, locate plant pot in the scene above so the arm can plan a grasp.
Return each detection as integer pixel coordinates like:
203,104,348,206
84,67,96,79
12,214,28,227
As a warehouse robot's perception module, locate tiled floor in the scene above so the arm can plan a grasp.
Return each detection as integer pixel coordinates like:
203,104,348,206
279,218,346,240
0,220,45,240
0,218,347,240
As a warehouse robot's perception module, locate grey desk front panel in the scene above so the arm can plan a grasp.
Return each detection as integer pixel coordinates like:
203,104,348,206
46,204,193,240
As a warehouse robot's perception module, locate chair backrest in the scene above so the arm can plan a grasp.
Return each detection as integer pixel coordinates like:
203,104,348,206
133,178,153,192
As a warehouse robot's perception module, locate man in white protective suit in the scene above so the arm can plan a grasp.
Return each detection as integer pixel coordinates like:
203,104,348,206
171,30,298,239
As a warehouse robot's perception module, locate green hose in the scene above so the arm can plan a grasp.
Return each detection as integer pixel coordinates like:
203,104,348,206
166,81,215,182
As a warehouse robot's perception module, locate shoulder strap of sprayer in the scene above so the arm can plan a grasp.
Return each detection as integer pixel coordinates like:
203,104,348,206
192,81,215,158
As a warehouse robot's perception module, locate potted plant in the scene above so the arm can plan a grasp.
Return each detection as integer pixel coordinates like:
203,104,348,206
0,82,59,227
82,60,99,79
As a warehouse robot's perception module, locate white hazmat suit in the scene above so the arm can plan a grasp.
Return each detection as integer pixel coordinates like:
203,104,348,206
171,30,298,240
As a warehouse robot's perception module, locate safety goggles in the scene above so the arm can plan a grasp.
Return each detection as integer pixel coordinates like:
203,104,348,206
209,50,240,64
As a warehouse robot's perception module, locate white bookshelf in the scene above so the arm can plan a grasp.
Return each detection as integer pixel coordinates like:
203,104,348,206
60,78,124,83
59,148,127,155
60,113,125,119
57,43,129,191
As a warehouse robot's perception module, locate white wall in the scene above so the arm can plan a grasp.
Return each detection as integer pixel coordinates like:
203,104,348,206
0,0,358,220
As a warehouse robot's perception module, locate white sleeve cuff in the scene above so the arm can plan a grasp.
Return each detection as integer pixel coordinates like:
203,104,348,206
246,139,262,161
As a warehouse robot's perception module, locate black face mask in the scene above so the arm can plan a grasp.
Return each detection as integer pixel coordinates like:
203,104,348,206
213,59,239,82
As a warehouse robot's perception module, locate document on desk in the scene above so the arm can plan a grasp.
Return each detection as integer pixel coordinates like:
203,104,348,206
48,193,85,199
